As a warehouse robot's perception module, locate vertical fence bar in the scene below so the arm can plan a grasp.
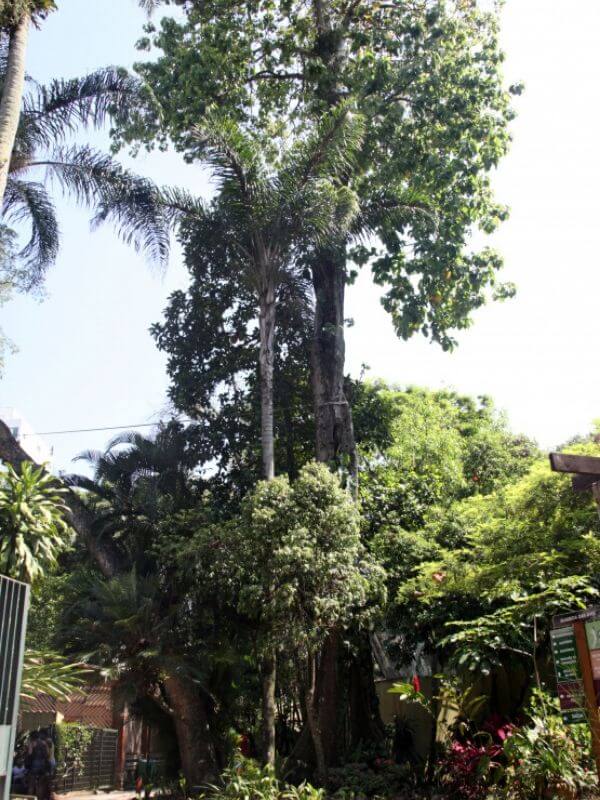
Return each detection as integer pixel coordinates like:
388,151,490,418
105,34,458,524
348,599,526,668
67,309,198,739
0,575,30,800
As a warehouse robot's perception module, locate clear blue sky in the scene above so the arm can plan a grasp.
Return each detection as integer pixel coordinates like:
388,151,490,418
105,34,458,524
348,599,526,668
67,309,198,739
1,0,599,472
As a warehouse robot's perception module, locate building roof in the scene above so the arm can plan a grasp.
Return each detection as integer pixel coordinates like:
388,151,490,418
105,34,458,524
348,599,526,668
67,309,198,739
21,684,114,729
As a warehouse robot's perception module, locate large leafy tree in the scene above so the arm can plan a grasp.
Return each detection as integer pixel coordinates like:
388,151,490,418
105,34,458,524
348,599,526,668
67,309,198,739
113,5,520,762
115,0,520,471
226,461,383,779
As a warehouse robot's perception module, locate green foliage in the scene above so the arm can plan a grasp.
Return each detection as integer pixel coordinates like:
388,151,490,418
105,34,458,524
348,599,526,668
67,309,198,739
232,461,384,654
0,0,55,29
54,722,93,781
116,0,518,349
328,760,412,798
0,461,71,583
20,649,86,700
201,756,323,800
492,691,597,800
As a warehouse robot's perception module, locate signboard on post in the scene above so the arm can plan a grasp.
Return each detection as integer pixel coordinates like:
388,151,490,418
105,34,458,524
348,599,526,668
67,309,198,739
550,605,600,782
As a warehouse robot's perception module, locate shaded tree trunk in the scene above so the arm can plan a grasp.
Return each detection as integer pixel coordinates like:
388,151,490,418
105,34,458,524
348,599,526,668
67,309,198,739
261,651,277,766
0,419,122,577
163,675,218,787
0,11,29,204
258,285,278,765
305,652,327,784
311,248,357,487
259,287,276,480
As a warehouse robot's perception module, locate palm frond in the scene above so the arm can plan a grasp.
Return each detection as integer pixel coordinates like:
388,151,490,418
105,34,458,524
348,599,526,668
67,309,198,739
21,650,89,701
27,145,172,267
191,113,263,197
283,101,366,188
3,177,59,288
21,67,144,148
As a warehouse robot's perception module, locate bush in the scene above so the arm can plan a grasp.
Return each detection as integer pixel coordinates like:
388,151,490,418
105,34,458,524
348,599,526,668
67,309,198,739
200,756,323,800
491,691,598,800
328,761,413,798
54,722,93,779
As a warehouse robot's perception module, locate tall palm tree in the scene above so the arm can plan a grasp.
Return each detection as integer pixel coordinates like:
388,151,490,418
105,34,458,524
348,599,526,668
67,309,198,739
3,65,172,289
66,424,197,574
178,103,364,764
194,103,364,481
0,1,161,210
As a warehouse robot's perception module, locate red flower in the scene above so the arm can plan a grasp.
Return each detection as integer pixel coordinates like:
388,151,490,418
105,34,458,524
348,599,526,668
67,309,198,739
412,674,421,693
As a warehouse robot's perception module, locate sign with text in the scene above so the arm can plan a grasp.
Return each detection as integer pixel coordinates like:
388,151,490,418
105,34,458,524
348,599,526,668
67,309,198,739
551,626,586,723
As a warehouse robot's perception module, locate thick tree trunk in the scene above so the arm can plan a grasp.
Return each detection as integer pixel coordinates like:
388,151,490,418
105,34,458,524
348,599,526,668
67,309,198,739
163,675,218,787
0,419,121,577
0,12,29,204
259,288,276,480
310,252,385,767
261,651,277,766
312,248,357,487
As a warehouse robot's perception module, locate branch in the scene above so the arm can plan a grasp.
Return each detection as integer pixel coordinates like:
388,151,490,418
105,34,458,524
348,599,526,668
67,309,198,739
245,70,304,84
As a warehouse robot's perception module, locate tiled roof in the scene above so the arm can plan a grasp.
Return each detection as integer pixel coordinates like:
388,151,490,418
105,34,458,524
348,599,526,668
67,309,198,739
21,693,56,714
22,684,114,729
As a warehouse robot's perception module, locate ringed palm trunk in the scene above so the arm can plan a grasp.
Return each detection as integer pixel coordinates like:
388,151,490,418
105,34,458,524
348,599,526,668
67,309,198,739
0,11,29,204
258,284,277,765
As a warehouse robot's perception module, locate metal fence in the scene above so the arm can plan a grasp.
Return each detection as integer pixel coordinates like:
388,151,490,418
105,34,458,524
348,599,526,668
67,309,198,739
56,728,118,793
0,575,30,800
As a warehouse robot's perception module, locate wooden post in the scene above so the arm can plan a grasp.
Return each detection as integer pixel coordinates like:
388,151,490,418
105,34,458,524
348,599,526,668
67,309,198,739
574,621,600,781
113,699,129,789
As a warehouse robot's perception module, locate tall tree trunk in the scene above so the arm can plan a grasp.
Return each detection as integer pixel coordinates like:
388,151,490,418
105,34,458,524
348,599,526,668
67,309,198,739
163,675,218,787
305,652,327,784
312,247,357,487
258,286,278,765
0,12,29,205
259,287,276,480
261,651,277,766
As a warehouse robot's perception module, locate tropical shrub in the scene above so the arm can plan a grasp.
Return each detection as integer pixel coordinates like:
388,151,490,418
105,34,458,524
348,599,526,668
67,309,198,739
492,692,597,800
54,722,93,780
0,461,71,582
201,757,323,800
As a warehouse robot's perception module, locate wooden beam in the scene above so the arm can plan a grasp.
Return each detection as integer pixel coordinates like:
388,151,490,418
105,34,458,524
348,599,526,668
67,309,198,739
572,474,600,492
550,452,600,476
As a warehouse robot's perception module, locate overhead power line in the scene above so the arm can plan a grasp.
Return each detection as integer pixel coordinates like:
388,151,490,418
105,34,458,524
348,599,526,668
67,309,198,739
20,420,193,437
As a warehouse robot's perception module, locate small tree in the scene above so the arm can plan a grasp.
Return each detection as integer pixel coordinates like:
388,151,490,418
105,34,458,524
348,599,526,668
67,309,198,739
0,461,70,582
234,461,384,779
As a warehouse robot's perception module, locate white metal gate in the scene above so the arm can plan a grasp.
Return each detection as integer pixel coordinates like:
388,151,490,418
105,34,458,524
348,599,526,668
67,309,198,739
0,575,30,800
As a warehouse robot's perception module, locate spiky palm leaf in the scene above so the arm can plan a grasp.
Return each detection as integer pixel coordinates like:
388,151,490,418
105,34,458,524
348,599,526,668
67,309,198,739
2,63,173,288
20,649,88,700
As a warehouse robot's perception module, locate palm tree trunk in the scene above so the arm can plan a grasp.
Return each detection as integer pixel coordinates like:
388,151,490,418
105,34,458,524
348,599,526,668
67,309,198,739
258,287,276,480
258,285,277,764
0,11,30,205
163,675,218,787
261,651,277,766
